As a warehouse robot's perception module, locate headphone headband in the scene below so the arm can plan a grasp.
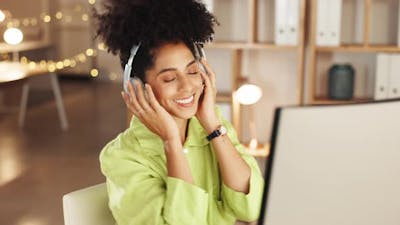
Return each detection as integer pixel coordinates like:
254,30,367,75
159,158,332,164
123,43,141,93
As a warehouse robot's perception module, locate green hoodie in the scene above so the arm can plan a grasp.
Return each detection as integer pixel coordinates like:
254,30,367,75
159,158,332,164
100,107,264,225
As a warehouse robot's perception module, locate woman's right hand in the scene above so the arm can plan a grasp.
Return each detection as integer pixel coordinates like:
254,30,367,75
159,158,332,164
121,80,180,144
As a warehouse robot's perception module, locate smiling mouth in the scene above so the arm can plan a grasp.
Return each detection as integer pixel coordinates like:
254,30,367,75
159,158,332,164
174,95,194,105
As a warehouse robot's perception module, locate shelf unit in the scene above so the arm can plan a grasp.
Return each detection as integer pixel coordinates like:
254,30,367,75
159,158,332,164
205,0,306,139
308,0,400,105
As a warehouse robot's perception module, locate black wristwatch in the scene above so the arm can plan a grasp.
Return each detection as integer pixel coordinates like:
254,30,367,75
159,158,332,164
206,125,227,141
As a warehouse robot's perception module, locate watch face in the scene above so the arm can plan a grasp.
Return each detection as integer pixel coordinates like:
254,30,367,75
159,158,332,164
220,126,227,135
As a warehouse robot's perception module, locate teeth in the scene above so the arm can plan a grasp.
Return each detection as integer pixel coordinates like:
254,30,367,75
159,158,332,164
175,95,194,104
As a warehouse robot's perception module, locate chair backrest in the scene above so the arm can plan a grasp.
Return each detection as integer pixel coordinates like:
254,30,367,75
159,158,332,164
63,183,115,225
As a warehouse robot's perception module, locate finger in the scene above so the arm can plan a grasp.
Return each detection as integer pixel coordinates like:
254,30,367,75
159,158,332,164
199,71,212,92
145,84,162,111
200,71,217,98
135,80,152,112
121,91,141,115
200,58,216,87
127,81,144,115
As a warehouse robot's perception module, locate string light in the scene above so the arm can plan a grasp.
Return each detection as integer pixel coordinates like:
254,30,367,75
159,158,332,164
97,42,106,51
1,4,105,77
22,18,30,26
43,15,51,23
85,48,94,56
56,61,64,70
28,61,36,69
48,63,56,72
3,27,23,45
0,10,12,23
30,18,38,26
81,14,89,22
90,69,99,77
55,12,63,20
63,59,71,67
19,47,105,78
0,10,5,22
0,4,92,28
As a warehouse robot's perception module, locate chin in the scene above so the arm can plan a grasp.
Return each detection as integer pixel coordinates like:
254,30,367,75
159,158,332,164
169,98,199,119
171,106,198,119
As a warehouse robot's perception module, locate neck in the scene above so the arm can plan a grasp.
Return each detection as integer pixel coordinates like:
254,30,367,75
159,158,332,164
174,117,189,144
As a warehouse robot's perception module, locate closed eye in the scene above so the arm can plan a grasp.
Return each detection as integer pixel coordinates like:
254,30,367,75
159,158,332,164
187,64,201,75
164,77,176,82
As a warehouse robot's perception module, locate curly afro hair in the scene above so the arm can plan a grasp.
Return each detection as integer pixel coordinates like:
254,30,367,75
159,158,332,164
94,0,218,81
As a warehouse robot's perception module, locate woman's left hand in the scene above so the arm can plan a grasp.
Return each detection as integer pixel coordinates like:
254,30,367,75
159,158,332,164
196,58,221,133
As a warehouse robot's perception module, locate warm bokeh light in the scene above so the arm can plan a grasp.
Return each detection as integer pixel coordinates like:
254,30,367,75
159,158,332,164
20,56,28,64
249,138,258,149
88,0,96,5
56,61,64,70
97,42,106,51
55,11,63,20
3,27,24,45
30,18,37,26
235,84,262,105
70,60,77,68
81,14,88,21
0,10,6,22
22,18,30,26
63,59,71,67
90,69,99,77
40,60,47,68
43,15,51,23
28,61,36,69
48,64,56,72
77,54,87,62
85,48,94,56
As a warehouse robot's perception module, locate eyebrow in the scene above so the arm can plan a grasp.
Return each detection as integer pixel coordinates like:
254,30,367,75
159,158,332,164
156,60,197,76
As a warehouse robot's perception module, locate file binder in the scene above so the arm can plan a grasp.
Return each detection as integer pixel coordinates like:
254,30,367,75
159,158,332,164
275,0,289,45
274,0,299,46
286,0,299,45
374,53,390,100
316,0,342,46
389,54,400,99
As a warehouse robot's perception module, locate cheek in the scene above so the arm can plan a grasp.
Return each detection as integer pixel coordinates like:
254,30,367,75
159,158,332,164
191,76,203,90
152,86,174,103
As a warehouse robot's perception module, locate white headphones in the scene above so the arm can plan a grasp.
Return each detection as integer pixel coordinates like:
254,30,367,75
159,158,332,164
123,43,141,93
123,42,206,93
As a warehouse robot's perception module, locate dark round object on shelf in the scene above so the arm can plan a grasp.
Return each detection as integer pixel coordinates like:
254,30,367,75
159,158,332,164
328,64,355,100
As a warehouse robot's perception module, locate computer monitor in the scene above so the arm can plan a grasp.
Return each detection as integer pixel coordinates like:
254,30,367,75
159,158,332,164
258,99,400,225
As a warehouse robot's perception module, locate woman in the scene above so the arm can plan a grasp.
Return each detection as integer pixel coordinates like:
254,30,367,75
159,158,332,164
95,0,264,224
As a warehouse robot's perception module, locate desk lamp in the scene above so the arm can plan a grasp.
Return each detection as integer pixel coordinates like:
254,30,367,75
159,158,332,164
234,83,263,150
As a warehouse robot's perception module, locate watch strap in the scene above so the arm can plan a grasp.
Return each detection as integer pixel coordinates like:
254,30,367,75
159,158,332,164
206,125,226,141
206,129,221,141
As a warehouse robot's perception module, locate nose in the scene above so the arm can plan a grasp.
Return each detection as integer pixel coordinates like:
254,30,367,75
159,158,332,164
177,74,194,93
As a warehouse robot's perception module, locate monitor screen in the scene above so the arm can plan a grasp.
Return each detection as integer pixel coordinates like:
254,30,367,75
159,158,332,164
259,100,400,225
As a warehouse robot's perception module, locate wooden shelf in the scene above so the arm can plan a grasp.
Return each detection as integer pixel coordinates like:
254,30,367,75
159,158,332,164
316,45,400,53
206,42,300,50
310,97,373,105
307,0,400,105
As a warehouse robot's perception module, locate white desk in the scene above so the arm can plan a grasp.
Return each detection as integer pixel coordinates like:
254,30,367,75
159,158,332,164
0,61,68,131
